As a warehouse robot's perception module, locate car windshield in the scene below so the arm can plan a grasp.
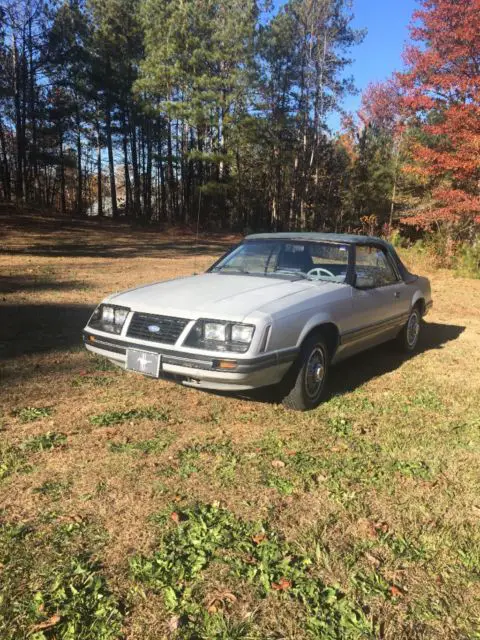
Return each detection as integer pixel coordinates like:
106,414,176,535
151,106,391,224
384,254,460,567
211,240,350,283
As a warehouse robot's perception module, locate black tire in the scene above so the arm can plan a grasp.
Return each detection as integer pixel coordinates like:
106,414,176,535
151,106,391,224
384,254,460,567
280,332,329,411
396,305,422,353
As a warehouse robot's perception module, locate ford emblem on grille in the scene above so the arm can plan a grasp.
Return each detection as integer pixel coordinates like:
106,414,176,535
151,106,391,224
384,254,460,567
147,324,161,333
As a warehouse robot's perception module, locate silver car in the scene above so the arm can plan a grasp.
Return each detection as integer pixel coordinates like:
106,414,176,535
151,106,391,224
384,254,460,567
83,233,432,410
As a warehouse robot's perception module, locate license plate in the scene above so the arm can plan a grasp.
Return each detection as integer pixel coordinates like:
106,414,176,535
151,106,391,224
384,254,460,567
126,348,161,377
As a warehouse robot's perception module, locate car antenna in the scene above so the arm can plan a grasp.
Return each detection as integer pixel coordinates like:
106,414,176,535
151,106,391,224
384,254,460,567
193,188,202,275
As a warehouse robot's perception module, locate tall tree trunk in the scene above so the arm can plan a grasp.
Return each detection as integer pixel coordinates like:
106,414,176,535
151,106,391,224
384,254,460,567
145,119,152,219
140,119,146,216
76,106,82,215
28,19,38,203
97,120,103,217
180,119,188,223
130,113,141,217
166,116,175,222
122,113,131,216
174,118,179,218
0,118,11,201
157,120,166,219
105,94,117,218
389,131,403,227
12,34,24,203
59,128,66,215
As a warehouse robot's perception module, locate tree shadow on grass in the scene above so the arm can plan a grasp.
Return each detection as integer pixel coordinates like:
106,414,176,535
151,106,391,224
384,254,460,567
0,239,234,260
0,303,94,360
0,275,89,294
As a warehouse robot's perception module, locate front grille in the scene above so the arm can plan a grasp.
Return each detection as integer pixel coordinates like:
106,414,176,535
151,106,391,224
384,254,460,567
126,313,189,344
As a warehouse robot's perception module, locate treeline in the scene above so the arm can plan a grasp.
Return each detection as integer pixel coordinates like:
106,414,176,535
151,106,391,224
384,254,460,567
0,0,478,240
0,0,377,231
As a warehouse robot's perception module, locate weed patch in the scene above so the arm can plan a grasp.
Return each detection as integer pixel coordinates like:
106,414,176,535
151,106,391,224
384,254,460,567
391,459,432,480
131,503,374,638
33,478,73,501
379,531,428,562
351,571,392,599
0,445,32,480
328,416,353,437
72,374,115,388
12,406,53,423
1,434,66,483
161,440,240,484
109,432,173,455
0,517,123,639
22,432,67,453
90,407,170,427
89,355,118,372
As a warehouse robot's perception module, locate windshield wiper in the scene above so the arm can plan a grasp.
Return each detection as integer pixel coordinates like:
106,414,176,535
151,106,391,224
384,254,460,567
273,269,308,280
212,268,251,275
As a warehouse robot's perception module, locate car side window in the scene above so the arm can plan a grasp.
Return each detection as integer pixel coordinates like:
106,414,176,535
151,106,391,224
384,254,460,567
356,245,398,288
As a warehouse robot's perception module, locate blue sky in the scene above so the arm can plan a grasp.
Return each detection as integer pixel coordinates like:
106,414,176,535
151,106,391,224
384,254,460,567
325,0,418,130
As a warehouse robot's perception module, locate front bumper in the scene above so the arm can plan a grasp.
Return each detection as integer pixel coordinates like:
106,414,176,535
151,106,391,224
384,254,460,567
83,331,296,391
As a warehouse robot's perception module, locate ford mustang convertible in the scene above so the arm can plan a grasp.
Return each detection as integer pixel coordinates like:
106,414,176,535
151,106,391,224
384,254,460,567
83,233,432,410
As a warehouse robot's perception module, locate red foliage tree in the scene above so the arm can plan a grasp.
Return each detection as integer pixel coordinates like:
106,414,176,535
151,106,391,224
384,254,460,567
359,79,404,132
398,0,480,231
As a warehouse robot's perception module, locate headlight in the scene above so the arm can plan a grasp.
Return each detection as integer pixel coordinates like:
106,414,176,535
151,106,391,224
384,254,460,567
204,322,227,341
88,304,130,334
185,320,255,353
231,324,254,343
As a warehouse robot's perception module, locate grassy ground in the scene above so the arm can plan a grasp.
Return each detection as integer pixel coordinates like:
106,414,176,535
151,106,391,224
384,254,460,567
1,211,479,639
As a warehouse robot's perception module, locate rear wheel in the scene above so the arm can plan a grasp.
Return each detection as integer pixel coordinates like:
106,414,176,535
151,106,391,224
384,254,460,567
396,306,422,353
280,333,329,411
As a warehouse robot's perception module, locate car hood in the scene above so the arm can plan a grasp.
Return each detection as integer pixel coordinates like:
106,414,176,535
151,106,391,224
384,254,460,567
107,273,329,321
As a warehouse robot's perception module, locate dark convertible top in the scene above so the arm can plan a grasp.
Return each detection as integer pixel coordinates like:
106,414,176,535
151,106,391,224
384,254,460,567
245,232,418,284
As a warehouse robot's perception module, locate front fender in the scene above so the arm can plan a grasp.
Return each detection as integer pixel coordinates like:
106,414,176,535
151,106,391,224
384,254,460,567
296,313,339,347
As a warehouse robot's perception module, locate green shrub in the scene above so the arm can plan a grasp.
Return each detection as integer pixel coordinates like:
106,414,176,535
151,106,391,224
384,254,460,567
455,239,480,278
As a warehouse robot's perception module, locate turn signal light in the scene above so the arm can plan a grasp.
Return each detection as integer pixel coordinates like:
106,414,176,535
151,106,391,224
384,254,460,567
216,360,237,370
88,335,96,342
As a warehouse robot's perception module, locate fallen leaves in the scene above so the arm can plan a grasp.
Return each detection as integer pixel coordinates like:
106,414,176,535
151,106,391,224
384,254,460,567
252,533,267,545
167,615,180,632
271,459,285,469
356,518,390,539
31,615,61,632
364,552,381,567
206,591,237,613
271,577,291,591
374,521,389,534
389,585,404,598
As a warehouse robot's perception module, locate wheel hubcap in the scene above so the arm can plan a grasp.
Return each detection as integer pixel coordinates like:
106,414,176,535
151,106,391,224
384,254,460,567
407,312,420,347
305,347,325,399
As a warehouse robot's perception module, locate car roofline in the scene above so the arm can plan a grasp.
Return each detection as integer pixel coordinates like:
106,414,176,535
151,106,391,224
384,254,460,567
244,231,390,247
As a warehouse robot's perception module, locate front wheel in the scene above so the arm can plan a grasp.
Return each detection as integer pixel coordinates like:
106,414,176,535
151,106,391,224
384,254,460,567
396,306,422,353
280,333,329,411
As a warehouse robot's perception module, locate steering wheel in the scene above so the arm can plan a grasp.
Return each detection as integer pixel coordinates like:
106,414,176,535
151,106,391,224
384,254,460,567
307,267,335,280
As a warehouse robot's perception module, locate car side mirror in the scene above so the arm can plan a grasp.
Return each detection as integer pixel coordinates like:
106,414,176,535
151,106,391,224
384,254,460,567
354,273,376,289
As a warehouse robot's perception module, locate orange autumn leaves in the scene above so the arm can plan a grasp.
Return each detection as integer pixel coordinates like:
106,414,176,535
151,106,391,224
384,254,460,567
401,0,480,227
360,0,480,229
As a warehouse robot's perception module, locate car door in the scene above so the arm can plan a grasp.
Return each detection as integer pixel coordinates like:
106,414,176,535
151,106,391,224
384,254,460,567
343,244,408,354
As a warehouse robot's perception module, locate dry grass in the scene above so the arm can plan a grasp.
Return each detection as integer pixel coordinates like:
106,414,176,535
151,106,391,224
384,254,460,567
1,209,479,639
